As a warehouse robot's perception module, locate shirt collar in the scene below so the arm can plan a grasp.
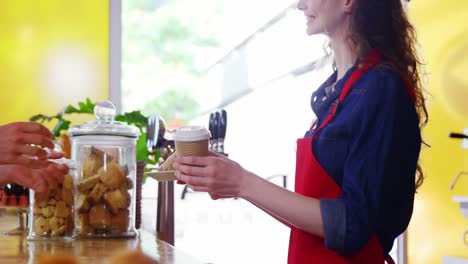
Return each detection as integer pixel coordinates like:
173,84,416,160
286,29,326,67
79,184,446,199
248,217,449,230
310,58,360,119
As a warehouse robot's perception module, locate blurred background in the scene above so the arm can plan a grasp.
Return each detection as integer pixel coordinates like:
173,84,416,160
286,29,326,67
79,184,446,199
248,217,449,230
0,0,468,263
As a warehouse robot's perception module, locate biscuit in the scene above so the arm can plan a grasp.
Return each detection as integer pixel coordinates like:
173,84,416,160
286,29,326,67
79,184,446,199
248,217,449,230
99,161,125,190
159,151,177,171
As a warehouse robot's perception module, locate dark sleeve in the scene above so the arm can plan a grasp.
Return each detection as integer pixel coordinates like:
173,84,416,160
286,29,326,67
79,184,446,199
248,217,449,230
320,69,420,255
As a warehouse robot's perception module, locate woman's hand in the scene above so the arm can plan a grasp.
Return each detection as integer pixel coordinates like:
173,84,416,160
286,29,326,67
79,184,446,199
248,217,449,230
0,163,69,192
0,122,57,168
173,152,251,199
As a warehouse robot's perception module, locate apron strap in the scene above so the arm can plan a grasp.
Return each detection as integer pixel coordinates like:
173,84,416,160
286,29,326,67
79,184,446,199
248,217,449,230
312,49,382,136
338,49,381,104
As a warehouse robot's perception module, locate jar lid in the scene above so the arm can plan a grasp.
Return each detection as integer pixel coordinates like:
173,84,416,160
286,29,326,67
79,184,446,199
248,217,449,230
173,126,211,142
68,101,140,138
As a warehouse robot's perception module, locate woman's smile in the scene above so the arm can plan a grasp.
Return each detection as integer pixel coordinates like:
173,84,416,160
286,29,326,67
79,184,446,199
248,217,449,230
306,15,316,23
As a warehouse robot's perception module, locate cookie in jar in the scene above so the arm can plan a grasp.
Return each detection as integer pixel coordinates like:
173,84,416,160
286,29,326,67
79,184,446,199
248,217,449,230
74,148,133,237
27,169,75,240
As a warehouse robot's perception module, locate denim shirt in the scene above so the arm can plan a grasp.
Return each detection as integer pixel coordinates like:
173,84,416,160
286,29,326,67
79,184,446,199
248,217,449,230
306,65,421,256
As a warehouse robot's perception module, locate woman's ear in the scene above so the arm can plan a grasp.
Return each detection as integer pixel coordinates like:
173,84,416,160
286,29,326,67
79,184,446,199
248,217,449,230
344,0,356,13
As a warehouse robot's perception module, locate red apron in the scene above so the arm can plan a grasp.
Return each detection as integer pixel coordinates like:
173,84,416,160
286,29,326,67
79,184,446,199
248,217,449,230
288,49,414,264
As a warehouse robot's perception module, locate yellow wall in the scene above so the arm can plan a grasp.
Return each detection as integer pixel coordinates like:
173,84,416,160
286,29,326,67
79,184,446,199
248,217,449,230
0,0,109,126
409,0,468,263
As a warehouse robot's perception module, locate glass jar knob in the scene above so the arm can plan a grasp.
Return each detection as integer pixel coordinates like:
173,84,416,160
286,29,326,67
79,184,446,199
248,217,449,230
94,101,116,123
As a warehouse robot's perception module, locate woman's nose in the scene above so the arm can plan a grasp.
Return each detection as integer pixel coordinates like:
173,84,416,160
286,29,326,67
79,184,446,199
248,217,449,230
297,0,306,11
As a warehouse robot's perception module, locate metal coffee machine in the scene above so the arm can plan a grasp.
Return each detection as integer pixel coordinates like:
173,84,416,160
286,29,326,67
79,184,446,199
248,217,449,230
445,129,468,264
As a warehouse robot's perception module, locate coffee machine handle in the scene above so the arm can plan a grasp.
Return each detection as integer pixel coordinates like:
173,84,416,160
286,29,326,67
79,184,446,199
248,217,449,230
450,171,468,190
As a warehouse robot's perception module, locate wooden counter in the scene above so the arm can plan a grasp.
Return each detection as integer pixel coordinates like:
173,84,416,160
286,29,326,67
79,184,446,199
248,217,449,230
0,214,201,264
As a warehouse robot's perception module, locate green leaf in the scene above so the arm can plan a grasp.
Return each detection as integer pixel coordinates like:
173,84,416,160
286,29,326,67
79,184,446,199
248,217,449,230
136,132,151,163
78,102,88,112
52,119,71,137
72,99,94,114
114,115,126,122
115,110,148,132
86,98,95,111
64,105,80,114
29,114,58,123
30,114,46,122
64,98,96,115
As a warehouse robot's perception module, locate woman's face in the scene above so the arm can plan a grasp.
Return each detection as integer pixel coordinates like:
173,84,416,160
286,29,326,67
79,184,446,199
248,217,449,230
297,0,351,37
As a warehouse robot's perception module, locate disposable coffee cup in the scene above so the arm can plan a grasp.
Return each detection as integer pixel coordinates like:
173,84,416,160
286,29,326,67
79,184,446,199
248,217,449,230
173,126,211,184
173,126,211,156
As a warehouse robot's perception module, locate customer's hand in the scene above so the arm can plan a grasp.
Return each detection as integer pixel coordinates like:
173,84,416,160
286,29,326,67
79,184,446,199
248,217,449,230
173,152,249,199
0,122,59,168
0,163,69,192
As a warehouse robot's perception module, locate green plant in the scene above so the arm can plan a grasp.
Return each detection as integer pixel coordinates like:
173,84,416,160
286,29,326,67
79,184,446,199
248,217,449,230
29,98,159,167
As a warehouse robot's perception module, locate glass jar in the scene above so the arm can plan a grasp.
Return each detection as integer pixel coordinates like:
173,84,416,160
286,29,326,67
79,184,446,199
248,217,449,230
27,160,76,240
69,101,140,238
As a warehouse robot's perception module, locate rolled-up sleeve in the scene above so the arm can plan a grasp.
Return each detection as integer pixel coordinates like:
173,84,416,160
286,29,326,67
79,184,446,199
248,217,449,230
321,198,347,252
319,70,418,255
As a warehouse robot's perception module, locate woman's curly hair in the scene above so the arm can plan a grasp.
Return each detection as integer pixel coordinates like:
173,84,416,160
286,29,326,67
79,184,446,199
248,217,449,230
350,0,428,189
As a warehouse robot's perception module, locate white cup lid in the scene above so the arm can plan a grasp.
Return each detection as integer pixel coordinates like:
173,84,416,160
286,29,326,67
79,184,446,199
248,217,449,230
173,126,211,142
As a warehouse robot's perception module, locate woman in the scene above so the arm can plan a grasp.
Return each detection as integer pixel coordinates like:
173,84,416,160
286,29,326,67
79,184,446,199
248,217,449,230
0,122,68,192
173,0,427,262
